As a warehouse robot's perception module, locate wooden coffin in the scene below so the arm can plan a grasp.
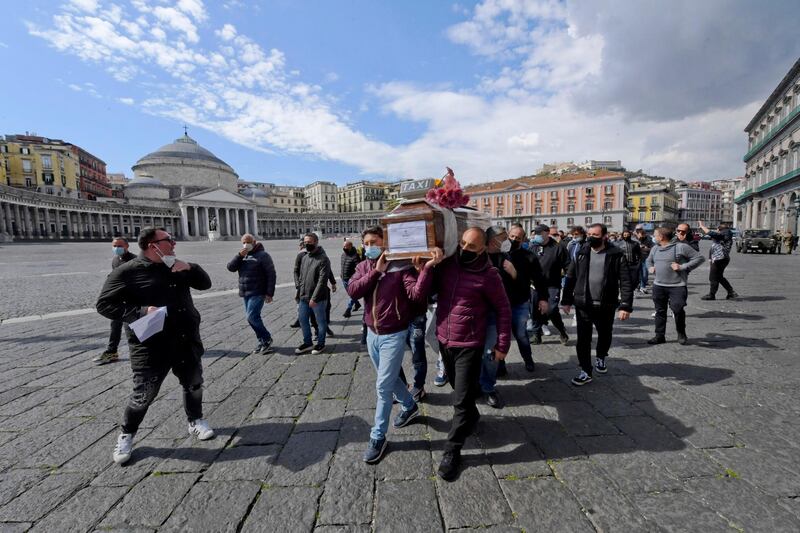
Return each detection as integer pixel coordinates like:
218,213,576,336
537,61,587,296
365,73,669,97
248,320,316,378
381,200,444,260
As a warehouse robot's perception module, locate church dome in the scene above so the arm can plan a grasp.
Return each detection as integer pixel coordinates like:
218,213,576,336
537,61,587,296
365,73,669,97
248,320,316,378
127,175,165,187
135,134,235,171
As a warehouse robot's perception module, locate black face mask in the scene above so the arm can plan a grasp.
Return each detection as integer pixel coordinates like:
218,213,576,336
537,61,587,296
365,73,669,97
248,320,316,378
458,248,481,264
509,240,521,251
623,236,632,241
305,243,316,252
587,236,604,248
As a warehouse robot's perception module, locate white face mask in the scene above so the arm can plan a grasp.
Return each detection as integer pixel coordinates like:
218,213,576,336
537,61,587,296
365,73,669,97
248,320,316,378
500,239,512,253
152,245,177,268
243,243,254,252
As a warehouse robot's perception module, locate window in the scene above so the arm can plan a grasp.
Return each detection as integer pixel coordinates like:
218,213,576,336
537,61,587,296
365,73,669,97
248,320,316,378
25,177,32,187
603,215,612,225
567,189,575,198
604,201,613,210
550,191,558,199
584,217,592,224
534,206,542,215
43,173,54,184
585,202,594,211
604,185,614,194
639,197,645,206
638,212,645,222
566,217,574,226
550,202,558,213
0,145,6,153
651,211,657,221
21,147,30,155
22,160,32,172
567,204,575,213
585,187,594,196
534,192,542,200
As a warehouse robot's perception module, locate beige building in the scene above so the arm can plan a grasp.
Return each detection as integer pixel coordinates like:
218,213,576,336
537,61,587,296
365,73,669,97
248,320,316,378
305,181,338,213
627,176,680,228
1,135,80,198
711,178,741,226
337,180,398,213
239,181,307,213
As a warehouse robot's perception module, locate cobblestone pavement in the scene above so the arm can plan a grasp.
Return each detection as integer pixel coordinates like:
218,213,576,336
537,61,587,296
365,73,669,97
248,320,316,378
0,245,799,531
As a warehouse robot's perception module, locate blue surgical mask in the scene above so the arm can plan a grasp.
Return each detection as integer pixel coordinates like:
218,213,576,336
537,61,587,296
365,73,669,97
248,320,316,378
112,246,125,256
532,235,544,245
521,242,529,250
364,245,382,260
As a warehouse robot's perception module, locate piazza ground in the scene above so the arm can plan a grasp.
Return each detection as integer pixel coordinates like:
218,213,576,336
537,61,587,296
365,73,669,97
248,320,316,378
0,240,799,531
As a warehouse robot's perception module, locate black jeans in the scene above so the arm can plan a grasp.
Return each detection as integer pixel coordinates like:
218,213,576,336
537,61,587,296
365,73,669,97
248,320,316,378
652,285,687,337
575,305,616,375
107,320,130,352
440,344,483,453
708,258,734,296
122,350,204,434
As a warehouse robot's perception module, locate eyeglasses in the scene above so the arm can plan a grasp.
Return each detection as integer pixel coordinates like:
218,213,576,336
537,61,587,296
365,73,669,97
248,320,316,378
675,230,687,234
151,237,176,245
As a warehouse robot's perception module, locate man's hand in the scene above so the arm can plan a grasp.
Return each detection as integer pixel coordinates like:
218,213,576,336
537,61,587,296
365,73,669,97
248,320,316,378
146,306,159,314
670,262,681,271
375,252,389,273
265,296,273,303
538,300,549,314
649,266,655,274
618,310,631,321
310,300,318,308
493,349,507,361
502,259,517,279
331,283,337,293
239,248,248,257
425,247,444,269
561,304,572,315
172,260,191,272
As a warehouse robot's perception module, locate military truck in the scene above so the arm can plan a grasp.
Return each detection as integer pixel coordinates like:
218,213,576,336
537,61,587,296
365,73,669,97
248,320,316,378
736,229,778,254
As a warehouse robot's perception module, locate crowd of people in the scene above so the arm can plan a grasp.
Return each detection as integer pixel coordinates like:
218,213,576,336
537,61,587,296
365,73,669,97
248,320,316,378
93,218,742,480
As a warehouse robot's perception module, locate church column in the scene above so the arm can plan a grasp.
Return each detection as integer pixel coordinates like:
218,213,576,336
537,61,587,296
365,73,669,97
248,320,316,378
24,206,34,238
225,209,231,237
180,206,190,240
192,206,199,238
13,204,21,236
243,209,250,234
0,202,7,234
43,208,51,238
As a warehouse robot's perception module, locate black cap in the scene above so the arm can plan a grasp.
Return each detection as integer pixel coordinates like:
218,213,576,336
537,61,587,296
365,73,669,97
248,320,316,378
534,224,550,234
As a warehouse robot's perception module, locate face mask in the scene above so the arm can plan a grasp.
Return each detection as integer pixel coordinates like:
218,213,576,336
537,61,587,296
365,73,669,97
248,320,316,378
458,248,480,264
532,235,544,245
243,243,254,252
499,240,512,253
509,240,521,251
587,236,604,248
623,236,631,241
152,246,177,268
364,245,382,260
572,236,584,243
521,242,529,250
112,246,125,256
304,243,315,252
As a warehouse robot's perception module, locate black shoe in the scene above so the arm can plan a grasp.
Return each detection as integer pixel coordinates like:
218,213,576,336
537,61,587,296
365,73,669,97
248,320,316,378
343,309,352,318
571,371,593,386
260,339,274,354
363,437,387,464
595,357,608,374
311,344,326,355
352,301,361,312
647,336,666,345
326,327,335,337
559,331,569,345
438,450,461,481
295,342,313,354
496,361,508,378
677,334,688,345
486,391,504,409
290,319,300,328
409,386,426,403
531,334,542,345
393,403,420,428
726,292,739,300
524,361,536,373
700,294,715,301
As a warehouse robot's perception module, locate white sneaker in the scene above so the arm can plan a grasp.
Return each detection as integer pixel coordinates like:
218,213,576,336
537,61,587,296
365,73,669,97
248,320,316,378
542,325,552,336
188,419,215,440
113,433,134,464
650,311,674,318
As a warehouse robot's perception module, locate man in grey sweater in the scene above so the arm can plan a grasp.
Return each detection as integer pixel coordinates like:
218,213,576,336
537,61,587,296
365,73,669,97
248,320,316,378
645,226,705,345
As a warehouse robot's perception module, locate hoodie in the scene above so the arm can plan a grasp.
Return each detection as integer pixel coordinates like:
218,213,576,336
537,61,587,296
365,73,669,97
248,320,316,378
646,242,705,287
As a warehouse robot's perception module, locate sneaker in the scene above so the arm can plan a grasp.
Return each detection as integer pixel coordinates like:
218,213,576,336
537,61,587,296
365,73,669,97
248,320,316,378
496,360,508,378
486,391,504,409
326,327,335,337
700,294,716,301
434,359,447,387
259,339,274,355
295,342,314,354
438,450,461,481
650,311,674,318
531,333,542,345
352,301,362,312
571,370,593,386
726,291,739,300
595,358,608,374
409,386,426,402
93,350,119,365
311,344,326,355
343,309,352,318
542,325,552,336
188,419,215,440
525,361,536,373
677,333,688,345
252,343,264,354
363,437,387,464
290,319,300,328
559,331,569,345
647,336,666,345
112,433,134,464
650,311,657,318
393,403,420,428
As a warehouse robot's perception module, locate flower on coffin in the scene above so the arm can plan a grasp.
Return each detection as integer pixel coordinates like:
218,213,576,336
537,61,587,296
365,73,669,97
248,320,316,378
426,167,470,209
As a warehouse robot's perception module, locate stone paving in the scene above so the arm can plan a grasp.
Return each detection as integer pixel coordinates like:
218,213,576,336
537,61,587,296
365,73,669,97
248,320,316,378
0,244,799,531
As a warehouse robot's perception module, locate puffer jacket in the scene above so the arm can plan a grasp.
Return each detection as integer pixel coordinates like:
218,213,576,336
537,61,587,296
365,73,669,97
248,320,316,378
346,260,430,335
426,253,512,353
340,248,362,281
226,242,277,298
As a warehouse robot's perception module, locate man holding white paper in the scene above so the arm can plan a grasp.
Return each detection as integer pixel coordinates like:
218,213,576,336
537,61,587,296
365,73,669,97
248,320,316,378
96,227,214,465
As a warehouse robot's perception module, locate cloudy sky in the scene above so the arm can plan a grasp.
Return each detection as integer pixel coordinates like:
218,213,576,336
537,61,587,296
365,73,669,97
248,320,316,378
3,0,799,185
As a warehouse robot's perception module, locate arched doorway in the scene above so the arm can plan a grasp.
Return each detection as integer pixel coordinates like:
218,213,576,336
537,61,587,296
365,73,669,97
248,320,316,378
768,198,778,231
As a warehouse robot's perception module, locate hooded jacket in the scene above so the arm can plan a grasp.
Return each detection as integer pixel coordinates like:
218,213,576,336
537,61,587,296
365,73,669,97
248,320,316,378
562,244,634,312
646,242,705,287
346,260,430,335
294,245,331,302
226,242,277,298
530,237,571,287
424,253,512,353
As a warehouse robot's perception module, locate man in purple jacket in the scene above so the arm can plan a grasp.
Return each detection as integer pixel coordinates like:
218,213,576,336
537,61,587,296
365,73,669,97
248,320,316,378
426,227,512,481
346,226,443,464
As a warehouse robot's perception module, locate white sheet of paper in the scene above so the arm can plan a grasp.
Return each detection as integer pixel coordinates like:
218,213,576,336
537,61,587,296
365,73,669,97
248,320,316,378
388,220,429,253
130,306,167,342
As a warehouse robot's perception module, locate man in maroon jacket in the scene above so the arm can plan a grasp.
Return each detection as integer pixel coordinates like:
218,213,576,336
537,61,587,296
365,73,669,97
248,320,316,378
346,226,443,464
425,227,512,481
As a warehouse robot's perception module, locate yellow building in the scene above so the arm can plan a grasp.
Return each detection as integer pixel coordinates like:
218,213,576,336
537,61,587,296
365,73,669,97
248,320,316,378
0,135,80,197
627,176,680,228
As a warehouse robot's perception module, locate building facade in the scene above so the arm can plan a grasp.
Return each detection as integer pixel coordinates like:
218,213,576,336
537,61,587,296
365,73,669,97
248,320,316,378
466,171,628,233
676,182,722,227
736,58,800,232
1,135,80,198
627,176,680,228
711,178,741,226
579,160,624,171
72,145,110,200
305,181,338,212
338,180,391,213
239,181,307,213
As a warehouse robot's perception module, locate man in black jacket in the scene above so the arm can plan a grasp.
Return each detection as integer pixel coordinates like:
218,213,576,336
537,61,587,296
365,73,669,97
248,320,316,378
96,227,214,465
227,233,277,354
616,229,642,290
529,224,571,345
294,233,332,354
561,223,633,386
94,236,137,365
341,239,362,318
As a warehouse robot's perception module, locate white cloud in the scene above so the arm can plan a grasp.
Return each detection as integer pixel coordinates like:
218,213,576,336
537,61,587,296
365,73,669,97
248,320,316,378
68,83,82,91
69,0,99,12
118,97,135,105
0,41,7,48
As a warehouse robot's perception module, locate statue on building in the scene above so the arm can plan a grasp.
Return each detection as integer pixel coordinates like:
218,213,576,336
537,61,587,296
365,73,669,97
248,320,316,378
209,216,217,232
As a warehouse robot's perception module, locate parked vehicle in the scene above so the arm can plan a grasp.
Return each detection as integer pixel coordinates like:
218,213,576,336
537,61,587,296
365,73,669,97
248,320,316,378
736,229,777,254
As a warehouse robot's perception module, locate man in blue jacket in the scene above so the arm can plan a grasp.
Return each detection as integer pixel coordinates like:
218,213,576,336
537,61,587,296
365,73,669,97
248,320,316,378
227,233,277,354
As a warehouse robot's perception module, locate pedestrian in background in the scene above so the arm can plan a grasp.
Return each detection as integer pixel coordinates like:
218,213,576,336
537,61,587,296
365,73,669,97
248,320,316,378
675,223,700,252
294,233,331,354
616,229,642,290
698,222,738,300
784,231,795,254
634,225,655,294
227,233,276,354
94,236,137,366
529,224,570,345
340,239,362,318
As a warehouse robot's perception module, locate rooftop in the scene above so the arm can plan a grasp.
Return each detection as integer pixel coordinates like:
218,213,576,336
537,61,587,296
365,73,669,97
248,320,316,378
466,170,625,194
745,57,800,132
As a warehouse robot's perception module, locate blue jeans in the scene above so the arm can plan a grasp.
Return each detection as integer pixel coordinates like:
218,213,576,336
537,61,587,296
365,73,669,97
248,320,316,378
244,295,271,344
480,312,498,394
342,279,358,311
639,261,649,289
407,314,427,388
298,299,328,346
367,328,415,441
511,303,533,365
